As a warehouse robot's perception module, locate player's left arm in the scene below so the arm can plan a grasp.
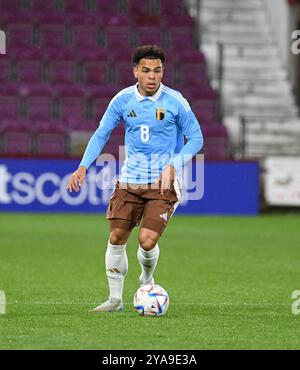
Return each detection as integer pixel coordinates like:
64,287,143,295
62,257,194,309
159,103,203,194
170,103,204,172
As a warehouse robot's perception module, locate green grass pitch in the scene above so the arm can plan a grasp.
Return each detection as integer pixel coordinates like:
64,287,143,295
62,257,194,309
1,213,300,350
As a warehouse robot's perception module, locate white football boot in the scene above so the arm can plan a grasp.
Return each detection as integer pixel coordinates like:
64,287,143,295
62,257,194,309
90,297,124,313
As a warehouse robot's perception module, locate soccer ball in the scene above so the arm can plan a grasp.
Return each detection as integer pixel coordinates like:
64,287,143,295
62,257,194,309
133,284,169,317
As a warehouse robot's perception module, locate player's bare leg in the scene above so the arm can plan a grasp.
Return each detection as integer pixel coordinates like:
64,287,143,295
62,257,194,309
137,228,160,286
91,228,131,313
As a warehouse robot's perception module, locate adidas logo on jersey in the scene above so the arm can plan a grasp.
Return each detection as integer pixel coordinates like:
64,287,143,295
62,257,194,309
127,110,137,117
160,212,168,222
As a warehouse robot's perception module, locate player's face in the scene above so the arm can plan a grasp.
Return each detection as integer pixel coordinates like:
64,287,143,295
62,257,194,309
133,58,164,96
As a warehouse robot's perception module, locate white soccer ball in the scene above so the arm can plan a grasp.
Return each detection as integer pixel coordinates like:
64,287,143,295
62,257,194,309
133,284,169,317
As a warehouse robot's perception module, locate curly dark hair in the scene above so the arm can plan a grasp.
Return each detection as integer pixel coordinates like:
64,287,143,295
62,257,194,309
132,45,166,65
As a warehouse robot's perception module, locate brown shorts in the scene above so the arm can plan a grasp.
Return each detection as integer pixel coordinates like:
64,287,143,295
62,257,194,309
106,180,181,235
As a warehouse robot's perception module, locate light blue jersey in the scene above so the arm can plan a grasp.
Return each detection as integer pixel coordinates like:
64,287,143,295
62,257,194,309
80,83,203,184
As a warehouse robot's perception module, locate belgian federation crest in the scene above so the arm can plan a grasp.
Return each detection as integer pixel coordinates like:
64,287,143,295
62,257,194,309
156,108,165,120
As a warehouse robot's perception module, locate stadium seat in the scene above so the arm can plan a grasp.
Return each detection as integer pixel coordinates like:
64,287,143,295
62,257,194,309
201,124,229,159
103,16,131,49
161,62,175,86
197,107,219,124
14,48,45,84
37,14,67,48
89,85,119,119
0,85,21,119
164,16,196,50
0,0,27,12
80,49,110,85
46,49,78,85
187,88,219,114
110,49,135,86
114,60,136,87
0,56,12,83
179,61,208,87
178,52,208,85
109,48,132,62
1,122,33,155
128,0,161,16
3,13,35,48
177,50,206,65
30,0,61,13
105,31,131,49
161,0,189,16
191,100,218,120
0,118,32,130
185,85,217,100
94,0,123,14
65,117,98,131
62,0,89,13
166,33,197,50
24,85,54,120
68,14,103,49
192,106,218,125
56,86,87,121
33,121,68,156
133,26,162,47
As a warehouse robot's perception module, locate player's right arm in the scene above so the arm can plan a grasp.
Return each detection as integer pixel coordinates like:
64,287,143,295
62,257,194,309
66,94,122,192
66,165,86,192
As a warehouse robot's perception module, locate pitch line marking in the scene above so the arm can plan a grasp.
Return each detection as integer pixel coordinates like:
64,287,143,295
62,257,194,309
0,290,6,314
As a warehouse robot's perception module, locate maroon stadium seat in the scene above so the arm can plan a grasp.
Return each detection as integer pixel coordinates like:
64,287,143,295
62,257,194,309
25,84,54,120
165,15,196,50
110,48,135,86
161,0,188,16
191,106,218,125
103,16,131,49
46,49,78,85
30,0,60,13
80,49,110,85
178,50,206,64
114,60,136,87
0,121,32,155
201,124,229,159
161,62,175,86
63,0,88,14
94,0,122,14
56,86,87,121
66,118,98,131
128,0,161,16
89,85,119,119
0,0,26,12
0,55,11,83
37,14,66,48
134,26,162,47
33,121,67,156
0,85,21,120
68,14,103,49
185,86,219,123
4,13,34,48
14,48,44,84
178,51,207,86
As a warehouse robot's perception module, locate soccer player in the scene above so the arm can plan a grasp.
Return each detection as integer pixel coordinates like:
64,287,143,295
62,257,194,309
67,45,203,312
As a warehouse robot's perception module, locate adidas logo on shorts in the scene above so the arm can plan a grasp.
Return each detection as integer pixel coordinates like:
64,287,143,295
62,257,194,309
160,212,168,222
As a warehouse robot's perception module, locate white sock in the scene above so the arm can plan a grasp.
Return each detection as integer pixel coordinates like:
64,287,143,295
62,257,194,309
105,242,128,301
137,244,160,284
